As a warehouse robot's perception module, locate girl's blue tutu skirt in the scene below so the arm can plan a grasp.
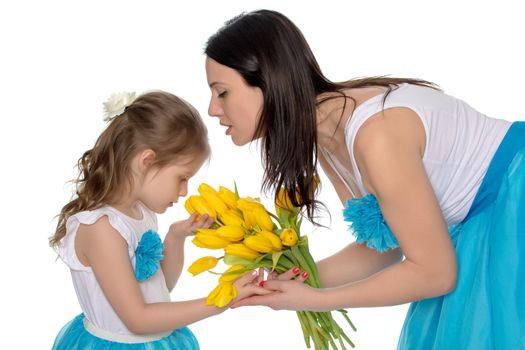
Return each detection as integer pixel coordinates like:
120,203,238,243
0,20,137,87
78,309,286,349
397,122,525,349
52,314,199,350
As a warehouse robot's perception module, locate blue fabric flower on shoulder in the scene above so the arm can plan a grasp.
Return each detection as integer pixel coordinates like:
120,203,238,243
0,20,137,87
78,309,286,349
135,229,164,282
343,194,399,253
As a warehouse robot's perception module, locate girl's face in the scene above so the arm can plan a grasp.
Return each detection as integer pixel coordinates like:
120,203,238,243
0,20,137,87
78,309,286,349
139,153,204,214
205,57,264,146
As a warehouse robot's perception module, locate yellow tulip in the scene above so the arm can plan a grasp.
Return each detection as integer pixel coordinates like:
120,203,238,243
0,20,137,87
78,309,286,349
188,195,217,219
187,256,218,276
275,186,295,212
241,209,257,230
237,197,265,212
216,225,245,242
218,186,238,209
280,228,299,247
275,176,319,214
258,231,282,251
219,265,245,283
219,210,244,227
224,243,260,261
184,198,196,215
244,235,273,253
193,232,230,249
198,183,229,214
206,283,238,308
215,283,238,307
195,228,218,235
253,207,274,231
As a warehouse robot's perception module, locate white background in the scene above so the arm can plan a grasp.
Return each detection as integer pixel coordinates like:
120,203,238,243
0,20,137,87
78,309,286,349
1,1,523,349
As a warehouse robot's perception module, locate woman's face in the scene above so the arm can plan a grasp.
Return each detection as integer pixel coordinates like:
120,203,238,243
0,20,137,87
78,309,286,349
205,57,264,146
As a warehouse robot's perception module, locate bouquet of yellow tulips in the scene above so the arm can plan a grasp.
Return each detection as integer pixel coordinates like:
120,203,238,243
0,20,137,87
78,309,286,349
186,182,356,349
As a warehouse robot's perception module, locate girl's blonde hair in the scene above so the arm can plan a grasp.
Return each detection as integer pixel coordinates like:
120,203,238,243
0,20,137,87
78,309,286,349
50,91,209,248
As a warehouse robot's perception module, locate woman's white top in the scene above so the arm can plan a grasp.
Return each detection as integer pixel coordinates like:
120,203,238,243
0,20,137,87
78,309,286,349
58,202,171,338
322,83,511,225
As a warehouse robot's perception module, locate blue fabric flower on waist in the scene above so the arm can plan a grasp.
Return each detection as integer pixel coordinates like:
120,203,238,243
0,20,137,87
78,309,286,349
343,194,399,253
135,229,164,282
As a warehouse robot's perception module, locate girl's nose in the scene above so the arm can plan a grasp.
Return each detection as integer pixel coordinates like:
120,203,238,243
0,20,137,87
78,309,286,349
179,183,188,197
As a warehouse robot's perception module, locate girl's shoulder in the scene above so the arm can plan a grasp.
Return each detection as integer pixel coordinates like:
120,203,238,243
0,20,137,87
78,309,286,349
58,206,145,271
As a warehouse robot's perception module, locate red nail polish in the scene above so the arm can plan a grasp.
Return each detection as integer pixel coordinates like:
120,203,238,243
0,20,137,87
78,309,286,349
259,281,265,287
301,271,309,279
292,267,300,274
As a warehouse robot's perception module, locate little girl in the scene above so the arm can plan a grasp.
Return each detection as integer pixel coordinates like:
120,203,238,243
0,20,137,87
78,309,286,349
50,91,265,349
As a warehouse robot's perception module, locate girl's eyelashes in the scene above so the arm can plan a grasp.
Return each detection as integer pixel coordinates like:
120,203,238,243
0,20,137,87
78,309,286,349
218,91,227,98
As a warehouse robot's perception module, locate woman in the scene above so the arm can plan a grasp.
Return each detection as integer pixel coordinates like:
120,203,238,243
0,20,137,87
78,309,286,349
204,9,524,349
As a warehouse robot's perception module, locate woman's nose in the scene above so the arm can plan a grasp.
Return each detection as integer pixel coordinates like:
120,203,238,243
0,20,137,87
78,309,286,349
208,98,222,117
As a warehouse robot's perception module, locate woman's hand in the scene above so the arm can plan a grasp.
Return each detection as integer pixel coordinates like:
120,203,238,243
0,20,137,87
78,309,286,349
167,213,214,239
231,267,314,310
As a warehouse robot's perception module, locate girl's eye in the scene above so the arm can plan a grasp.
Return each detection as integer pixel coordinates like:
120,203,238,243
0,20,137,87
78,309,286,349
218,91,227,98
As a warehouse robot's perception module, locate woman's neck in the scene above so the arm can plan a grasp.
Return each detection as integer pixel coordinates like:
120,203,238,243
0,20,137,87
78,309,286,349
316,87,389,152
316,92,354,153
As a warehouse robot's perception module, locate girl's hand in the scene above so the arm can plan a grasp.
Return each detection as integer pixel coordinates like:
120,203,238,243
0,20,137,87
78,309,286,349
231,267,313,310
167,213,214,239
231,269,273,304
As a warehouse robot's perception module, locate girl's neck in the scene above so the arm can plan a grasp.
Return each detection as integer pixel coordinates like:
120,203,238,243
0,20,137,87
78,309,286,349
108,198,143,220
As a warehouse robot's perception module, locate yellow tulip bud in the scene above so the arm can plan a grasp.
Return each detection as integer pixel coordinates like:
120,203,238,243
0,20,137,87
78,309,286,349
193,232,230,249
205,283,238,307
275,186,295,212
218,186,238,209
216,225,245,242
219,265,245,283
237,197,265,212
219,210,244,227
280,228,299,247
184,198,196,215
253,207,274,231
188,195,217,219
187,256,218,276
198,183,229,214
258,231,282,251
216,283,238,307
244,235,273,253
241,209,257,230
275,177,319,213
195,228,218,235
224,243,260,261
205,283,223,305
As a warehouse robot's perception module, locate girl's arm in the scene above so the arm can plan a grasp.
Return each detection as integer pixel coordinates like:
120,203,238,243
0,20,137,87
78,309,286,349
235,108,457,310
161,213,214,292
316,151,403,288
77,217,265,334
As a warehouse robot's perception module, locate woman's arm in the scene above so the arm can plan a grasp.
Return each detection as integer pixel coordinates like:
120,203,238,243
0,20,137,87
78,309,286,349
236,108,457,310
316,243,402,288
77,217,265,334
316,151,403,288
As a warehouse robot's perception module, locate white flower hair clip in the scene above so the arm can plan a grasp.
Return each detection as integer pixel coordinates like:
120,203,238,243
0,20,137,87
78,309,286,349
102,92,136,122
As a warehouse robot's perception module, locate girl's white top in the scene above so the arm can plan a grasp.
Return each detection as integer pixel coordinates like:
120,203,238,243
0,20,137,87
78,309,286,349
322,83,511,225
58,202,171,336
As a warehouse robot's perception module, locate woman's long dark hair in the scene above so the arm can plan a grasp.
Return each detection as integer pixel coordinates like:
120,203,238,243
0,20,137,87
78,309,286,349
205,9,437,223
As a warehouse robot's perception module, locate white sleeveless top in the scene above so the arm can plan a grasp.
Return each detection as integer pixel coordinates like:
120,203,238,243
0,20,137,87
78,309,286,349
58,202,171,338
322,83,511,225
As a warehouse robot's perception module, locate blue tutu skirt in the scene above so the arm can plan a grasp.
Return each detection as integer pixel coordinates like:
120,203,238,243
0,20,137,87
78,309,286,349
397,122,525,349
52,314,200,350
